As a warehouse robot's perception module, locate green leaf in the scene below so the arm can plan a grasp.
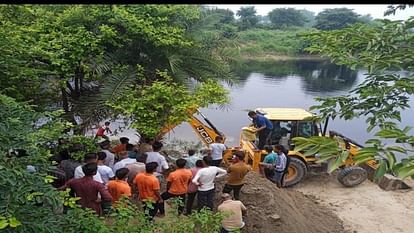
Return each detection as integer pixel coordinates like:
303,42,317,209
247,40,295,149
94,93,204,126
374,160,388,181
8,217,21,228
384,151,396,168
303,145,320,156
396,165,414,179
328,156,343,173
0,220,8,229
386,146,407,154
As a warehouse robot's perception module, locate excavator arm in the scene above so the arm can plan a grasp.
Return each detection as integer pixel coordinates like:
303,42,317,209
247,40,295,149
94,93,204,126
157,109,225,146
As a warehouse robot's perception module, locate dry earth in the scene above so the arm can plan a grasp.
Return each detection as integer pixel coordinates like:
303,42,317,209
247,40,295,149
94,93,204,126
293,172,414,233
214,173,346,233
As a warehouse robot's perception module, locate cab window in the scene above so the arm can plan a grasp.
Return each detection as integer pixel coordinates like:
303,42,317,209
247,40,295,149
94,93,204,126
297,121,314,137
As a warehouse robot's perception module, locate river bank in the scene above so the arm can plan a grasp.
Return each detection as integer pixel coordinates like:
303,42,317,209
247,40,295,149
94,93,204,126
238,53,326,62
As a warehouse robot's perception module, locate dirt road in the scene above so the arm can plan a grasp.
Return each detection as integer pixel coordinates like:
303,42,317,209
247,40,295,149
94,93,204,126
294,172,414,233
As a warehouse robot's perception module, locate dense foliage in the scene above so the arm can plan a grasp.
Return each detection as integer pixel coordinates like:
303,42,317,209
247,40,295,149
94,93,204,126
314,8,361,30
0,5,236,133
236,6,259,30
268,8,308,29
296,16,414,178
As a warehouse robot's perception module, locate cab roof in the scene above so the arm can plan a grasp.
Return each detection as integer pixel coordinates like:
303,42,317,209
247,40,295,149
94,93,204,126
255,108,314,121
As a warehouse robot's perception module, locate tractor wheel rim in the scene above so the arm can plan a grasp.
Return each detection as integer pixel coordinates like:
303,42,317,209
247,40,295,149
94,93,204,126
285,166,297,181
347,173,363,182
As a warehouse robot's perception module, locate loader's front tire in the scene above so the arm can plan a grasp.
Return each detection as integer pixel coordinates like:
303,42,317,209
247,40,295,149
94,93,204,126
284,157,307,187
337,166,367,187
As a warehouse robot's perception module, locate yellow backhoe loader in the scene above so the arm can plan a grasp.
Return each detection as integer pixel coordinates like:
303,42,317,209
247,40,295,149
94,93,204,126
160,108,398,188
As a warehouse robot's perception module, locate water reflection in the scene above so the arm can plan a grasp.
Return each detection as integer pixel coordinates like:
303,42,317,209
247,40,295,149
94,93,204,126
233,60,358,94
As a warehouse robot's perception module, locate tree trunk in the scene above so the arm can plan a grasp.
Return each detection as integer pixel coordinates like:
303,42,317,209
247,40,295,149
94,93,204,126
74,68,80,98
61,86,69,113
79,68,84,92
66,81,75,97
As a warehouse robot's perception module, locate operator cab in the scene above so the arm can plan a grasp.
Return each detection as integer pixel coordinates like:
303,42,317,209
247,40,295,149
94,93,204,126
255,108,321,151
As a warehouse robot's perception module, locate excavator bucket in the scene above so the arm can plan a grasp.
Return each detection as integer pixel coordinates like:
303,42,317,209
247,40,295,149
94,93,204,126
360,163,412,191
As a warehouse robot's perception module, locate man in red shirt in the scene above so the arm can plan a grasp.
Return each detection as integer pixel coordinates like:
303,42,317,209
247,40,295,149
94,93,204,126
134,162,163,220
161,158,192,214
95,122,112,139
59,163,112,215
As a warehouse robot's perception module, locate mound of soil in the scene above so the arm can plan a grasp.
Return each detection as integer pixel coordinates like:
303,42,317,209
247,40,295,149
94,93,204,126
214,172,347,233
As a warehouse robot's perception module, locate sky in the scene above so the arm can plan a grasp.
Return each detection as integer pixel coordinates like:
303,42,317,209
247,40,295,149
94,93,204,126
208,4,414,21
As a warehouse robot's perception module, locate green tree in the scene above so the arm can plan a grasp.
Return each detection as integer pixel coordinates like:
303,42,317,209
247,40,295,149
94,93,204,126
0,94,70,232
299,9,316,28
0,5,237,134
314,8,360,30
268,8,307,29
236,6,259,30
298,16,414,178
108,71,230,139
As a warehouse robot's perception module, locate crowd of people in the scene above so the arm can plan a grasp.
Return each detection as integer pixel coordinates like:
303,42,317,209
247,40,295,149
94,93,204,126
54,135,264,232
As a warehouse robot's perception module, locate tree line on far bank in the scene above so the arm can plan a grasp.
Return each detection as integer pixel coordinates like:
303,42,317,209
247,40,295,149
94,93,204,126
202,6,379,57
206,6,376,32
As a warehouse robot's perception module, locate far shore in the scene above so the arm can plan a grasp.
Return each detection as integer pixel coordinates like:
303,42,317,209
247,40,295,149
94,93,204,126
239,53,328,62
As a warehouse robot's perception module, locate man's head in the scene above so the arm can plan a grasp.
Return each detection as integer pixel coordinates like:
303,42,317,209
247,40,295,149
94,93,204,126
82,163,98,176
203,155,212,166
137,152,148,163
104,121,110,126
221,193,232,202
152,141,163,152
115,167,129,180
126,143,135,152
97,152,107,162
195,160,204,168
99,140,111,149
215,136,223,143
176,158,187,169
264,145,273,154
145,162,158,173
188,149,196,156
84,153,98,163
232,151,245,162
273,144,284,154
248,111,257,119
120,137,129,144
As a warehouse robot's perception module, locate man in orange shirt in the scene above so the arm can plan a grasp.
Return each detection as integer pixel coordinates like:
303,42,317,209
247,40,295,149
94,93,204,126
134,162,163,220
111,137,129,155
161,158,192,214
107,168,131,204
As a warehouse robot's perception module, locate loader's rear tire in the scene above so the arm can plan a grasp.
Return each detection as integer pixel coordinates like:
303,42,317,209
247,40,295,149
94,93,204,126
337,166,367,187
284,157,307,187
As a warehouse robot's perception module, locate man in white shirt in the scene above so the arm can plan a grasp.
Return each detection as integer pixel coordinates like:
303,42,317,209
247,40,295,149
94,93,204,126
113,151,136,173
192,156,227,211
209,136,227,167
99,139,115,169
218,193,247,233
74,153,104,183
97,152,115,185
145,141,169,177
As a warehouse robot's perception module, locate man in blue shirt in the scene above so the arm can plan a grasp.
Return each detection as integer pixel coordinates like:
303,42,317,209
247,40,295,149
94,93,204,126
248,111,273,149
